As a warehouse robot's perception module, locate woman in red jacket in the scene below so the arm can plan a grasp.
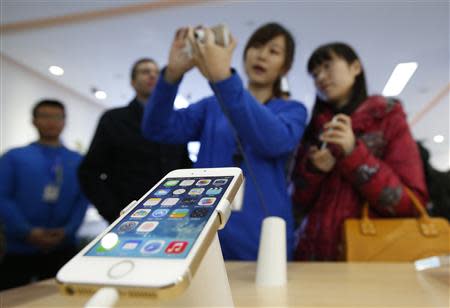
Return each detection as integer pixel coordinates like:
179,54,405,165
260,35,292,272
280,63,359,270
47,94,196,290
292,42,428,261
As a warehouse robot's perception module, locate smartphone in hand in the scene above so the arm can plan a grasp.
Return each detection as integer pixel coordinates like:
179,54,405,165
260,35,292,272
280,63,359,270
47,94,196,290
321,116,338,150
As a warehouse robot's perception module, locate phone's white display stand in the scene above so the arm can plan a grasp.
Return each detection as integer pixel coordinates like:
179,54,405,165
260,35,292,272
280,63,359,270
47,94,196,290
157,234,233,307
84,234,233,308
81,168,242,308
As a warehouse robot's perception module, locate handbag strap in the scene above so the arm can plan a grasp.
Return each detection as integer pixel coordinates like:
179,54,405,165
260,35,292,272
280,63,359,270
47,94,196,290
361,187,439,237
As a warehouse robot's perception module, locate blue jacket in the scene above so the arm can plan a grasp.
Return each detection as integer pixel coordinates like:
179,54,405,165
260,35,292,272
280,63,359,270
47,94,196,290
0,142,88,254
142,70,307,260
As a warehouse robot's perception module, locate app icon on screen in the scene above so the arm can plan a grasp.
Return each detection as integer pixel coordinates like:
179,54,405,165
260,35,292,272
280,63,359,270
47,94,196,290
165,241,188,254
97,233,120,252
170,209,189,218
198,197,216,206
190,208,209,218
154,189,170,196
161,198,179,207
164,180,179,187
136,221,159,233
121,240,141,250
131,209,151,218
144,198,161,206
118,221,139,233
196,179,211,186
180,180,195,186
181,196,198,205
152,209,170,218
172,189,186,195
206,187,222,196
213,179,228,186
97,242,119,253
188,188,204,196
141,240,165,254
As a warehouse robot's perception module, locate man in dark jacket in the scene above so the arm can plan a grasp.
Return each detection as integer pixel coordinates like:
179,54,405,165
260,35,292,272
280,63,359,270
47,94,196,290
78,58,191,223
0,222,5,261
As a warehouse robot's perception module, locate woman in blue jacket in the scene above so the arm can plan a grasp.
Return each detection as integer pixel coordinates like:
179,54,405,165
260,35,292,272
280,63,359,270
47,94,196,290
142,23,307,260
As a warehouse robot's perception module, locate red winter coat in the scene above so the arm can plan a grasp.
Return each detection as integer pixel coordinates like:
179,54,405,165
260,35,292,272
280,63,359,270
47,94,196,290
292,96,429,261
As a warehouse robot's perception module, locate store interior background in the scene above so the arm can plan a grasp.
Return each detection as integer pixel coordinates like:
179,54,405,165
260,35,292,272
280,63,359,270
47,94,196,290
1,0,449,235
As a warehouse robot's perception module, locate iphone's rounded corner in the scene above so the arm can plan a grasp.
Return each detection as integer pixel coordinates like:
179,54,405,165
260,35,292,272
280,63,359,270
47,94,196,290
56,280,78,296
157,270,192,299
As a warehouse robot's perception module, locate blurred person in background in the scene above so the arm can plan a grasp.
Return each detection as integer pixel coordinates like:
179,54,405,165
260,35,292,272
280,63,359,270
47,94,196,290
78,58,191,224
142,23,308,260
0,223,5,261
292,42,428,261
0,99,88,290
417,141,450,221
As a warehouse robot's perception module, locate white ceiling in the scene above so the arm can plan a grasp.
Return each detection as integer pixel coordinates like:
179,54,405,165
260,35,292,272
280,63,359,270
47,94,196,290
1,0,449,169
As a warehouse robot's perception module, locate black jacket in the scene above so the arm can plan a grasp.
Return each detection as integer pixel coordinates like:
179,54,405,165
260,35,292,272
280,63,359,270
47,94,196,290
78,99,191,223
417,142,450,221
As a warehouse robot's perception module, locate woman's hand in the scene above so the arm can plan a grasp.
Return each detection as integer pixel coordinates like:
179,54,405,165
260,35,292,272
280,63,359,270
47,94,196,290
189,27,237,82
165,27,196,83
320,114,356,156
28,227,64,251
309,146,336,173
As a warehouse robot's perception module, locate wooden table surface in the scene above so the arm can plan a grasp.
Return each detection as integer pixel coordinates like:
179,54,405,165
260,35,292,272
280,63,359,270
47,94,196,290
1,262,448,307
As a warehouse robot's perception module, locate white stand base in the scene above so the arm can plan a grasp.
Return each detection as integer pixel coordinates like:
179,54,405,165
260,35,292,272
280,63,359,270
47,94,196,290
115,201,233,307
156,234,234,307
85,234,233,308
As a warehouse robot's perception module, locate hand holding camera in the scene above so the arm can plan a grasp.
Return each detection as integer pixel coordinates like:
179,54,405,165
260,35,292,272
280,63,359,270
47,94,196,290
165,27,196,84
189,25,236,82
184,24,230,55
166,25,235,83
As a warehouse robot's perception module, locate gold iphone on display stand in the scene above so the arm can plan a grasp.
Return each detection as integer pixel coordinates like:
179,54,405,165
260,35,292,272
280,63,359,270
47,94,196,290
57,168,243,299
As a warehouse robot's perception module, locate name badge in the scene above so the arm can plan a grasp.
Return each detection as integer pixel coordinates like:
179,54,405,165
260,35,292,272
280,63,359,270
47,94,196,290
43,184,60,203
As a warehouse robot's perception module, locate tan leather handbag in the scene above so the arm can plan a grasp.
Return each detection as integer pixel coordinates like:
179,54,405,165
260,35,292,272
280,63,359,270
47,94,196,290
343,188,450,262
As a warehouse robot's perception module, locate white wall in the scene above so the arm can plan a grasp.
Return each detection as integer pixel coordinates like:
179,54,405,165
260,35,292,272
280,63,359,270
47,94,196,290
0,54,105,154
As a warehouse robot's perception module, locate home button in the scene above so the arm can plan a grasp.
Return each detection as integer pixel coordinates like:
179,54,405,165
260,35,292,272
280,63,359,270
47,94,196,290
108,260,134,279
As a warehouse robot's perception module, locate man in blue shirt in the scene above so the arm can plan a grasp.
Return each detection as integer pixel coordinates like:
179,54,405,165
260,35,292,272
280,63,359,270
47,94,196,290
0,99,88,290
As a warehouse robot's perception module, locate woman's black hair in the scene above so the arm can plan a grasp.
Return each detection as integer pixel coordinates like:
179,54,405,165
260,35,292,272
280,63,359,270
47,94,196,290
243,22,295,98
308,42,368,116
303,42,368,142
